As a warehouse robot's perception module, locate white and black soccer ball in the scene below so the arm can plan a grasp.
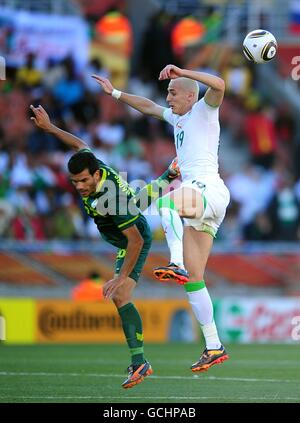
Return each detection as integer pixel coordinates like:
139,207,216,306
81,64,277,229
243,29,277,64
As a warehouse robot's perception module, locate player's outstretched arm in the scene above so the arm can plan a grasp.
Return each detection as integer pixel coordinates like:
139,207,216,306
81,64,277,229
159,64,225,107
30,105,88,152
92,74,165,120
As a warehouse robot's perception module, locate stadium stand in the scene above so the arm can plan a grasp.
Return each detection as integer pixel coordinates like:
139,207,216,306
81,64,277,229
0,252,54,285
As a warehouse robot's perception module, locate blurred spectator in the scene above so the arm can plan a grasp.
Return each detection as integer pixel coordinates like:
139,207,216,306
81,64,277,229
0,200,14,238
52,204,77,239
217,200,242,243
274,103,296,171
200,6,223,44
10,206,45,241
227,163,276,227
52,57,84,111
139,10,177,92
27,124,60,154
83,58,110,94
72,271,104,301
171,16,205,62
184,8,229,73
42,58,66,91
92,119,125,170
16,53,43,90
243,212,272,241
91,9,133,89
267,173,300,241
223,54,252,98
0,171,9,198
244,96,277,169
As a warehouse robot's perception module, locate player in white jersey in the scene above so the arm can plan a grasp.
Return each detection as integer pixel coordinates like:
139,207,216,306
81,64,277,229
93,64,230,372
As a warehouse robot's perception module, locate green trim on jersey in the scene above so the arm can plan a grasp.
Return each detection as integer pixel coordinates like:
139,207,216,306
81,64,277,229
95,167,108,192
202,192,207,211
198,223,216,238
118,215,139,229
78,148,142,246
203,96,220,108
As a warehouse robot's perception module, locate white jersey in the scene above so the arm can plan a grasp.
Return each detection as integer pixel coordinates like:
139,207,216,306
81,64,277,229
163,98,220,182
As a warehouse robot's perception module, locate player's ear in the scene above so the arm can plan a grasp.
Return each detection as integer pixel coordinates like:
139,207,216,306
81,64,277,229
94,169,101,180
188,91,195,102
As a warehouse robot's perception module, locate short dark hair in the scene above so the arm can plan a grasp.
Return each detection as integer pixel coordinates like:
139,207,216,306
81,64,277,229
68,151,99,175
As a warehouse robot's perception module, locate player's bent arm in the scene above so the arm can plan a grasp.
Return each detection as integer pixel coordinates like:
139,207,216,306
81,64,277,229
30,104,88,151
181,68,225,92
47,124,88,152
181,69,225,107
203,85,225,108
118,225,144,279
119,92,165,120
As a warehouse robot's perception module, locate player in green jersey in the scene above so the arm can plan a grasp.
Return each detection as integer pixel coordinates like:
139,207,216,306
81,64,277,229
30,104,179,389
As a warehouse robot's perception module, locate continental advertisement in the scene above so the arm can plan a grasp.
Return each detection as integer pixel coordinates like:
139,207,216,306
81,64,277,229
0,298,35,344
1,297,300,344
36,300,197,343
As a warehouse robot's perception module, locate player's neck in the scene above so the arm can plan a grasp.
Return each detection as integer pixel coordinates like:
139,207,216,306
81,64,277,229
179,104,194,116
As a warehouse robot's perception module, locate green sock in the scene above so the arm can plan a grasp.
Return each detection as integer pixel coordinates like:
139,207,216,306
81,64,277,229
118,302,145,366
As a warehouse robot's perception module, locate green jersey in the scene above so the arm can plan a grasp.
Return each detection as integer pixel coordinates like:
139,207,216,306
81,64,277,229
82,159,147,248
79,149,175,249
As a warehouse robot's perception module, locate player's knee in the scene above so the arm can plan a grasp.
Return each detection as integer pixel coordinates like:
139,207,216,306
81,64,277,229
112,294,124,308
112,291,131,308
180,207,199,218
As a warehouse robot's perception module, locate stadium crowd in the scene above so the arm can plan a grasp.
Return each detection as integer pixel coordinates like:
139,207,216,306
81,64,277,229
1,3,300,243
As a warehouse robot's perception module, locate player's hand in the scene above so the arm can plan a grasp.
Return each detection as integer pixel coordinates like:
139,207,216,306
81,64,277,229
30,105,52,131
91,74,114,95
102,275,127,299
159,64,183,81
168,157,180,179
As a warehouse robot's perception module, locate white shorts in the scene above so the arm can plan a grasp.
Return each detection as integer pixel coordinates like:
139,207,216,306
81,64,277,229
181,176,230,237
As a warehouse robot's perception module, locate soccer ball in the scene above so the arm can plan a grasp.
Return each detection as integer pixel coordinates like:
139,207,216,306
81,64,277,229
243,29,277,64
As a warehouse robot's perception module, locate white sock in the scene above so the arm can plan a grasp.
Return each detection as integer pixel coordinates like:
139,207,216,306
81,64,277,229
186,286,222,350
160,207,184,268
201,321,222,350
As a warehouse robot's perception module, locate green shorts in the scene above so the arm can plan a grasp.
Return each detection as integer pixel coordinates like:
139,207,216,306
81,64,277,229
115,217,152,282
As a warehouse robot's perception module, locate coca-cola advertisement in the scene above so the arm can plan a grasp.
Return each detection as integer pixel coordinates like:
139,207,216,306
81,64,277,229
217,298,300,343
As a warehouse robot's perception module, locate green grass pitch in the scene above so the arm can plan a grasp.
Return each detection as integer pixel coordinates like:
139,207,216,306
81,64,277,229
0,343,299,403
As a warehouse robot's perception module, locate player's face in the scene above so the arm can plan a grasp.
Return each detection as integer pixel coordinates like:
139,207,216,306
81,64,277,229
167,81,191,115
70,169,100,197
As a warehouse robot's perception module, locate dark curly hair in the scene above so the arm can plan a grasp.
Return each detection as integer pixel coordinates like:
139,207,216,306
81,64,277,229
68,151,99,175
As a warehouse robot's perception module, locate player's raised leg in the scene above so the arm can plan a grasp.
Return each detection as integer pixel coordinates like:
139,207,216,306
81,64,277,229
154,186,202,284
154,194,187,283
